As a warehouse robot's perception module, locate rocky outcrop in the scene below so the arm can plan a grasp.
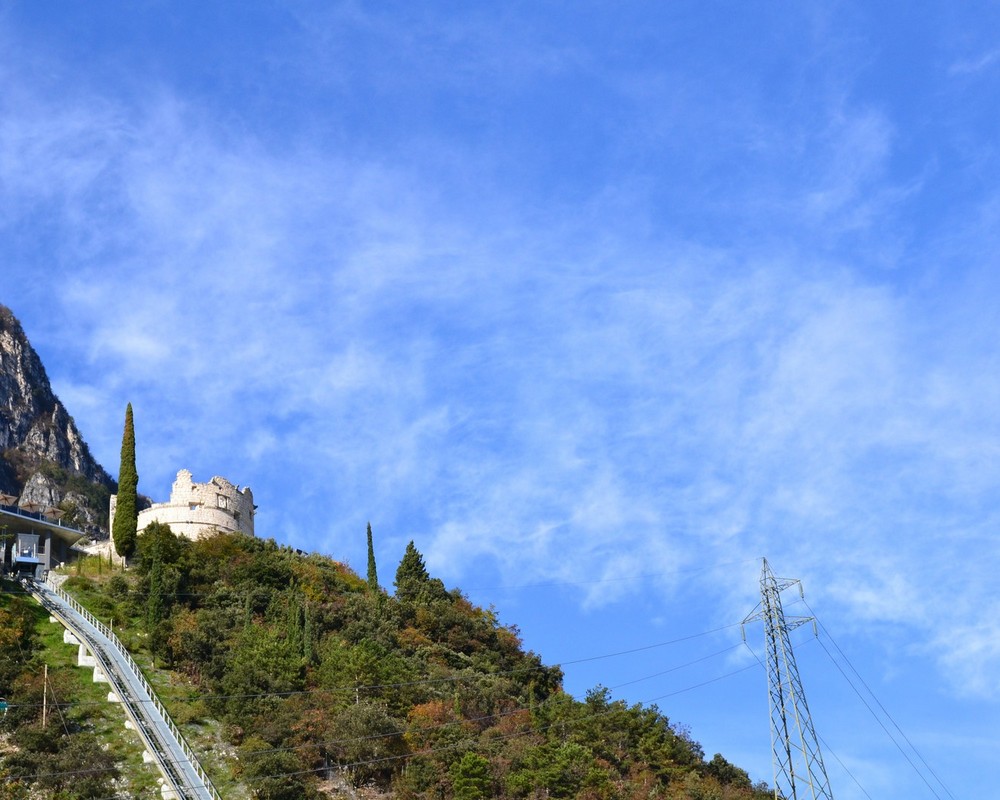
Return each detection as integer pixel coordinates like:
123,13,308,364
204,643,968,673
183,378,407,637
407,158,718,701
0,304,114,535
18,471,63,507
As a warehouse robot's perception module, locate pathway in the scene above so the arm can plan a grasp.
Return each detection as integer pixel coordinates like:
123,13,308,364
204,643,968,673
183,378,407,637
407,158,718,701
28,577,221,800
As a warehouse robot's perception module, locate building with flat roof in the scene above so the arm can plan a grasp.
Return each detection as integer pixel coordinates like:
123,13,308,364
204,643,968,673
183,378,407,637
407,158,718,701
0,500,87,580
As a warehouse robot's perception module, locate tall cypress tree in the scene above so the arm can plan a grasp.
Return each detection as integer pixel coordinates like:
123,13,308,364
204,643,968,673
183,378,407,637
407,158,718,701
303,602,314,663
112,403,138,560
366,522,379,590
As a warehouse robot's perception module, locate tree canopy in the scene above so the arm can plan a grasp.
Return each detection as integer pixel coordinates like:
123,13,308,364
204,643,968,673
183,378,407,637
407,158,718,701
39,535,771,800
394,539,448,603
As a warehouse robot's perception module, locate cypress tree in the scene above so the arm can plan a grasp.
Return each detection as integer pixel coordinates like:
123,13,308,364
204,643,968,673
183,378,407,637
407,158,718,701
303,602,314,663
287,596,303,655
366,522,379,590
112,403,138,560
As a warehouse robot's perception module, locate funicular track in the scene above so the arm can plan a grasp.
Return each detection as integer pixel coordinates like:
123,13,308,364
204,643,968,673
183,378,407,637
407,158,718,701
27,576,221,800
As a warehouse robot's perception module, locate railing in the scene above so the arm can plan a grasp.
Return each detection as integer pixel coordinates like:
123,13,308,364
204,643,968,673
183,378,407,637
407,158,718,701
0,502,82,532
41,575,222,800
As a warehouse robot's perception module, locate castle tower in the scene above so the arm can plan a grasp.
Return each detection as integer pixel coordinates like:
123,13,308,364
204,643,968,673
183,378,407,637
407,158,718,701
111,469,256,541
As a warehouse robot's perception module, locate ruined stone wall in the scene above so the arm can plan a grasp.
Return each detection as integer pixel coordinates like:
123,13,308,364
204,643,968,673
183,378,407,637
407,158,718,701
130,469,255,540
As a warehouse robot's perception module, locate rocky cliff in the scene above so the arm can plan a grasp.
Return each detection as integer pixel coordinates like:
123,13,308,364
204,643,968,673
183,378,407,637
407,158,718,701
0,304,115,535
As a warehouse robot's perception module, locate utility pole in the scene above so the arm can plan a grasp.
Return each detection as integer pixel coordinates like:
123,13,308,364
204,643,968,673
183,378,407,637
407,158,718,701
743,558,834,800
42,664,48,728
1,524,9,574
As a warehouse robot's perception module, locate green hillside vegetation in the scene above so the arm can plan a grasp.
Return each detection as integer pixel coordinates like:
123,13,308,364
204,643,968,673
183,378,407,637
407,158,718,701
3,527,770,800
0,578,162,799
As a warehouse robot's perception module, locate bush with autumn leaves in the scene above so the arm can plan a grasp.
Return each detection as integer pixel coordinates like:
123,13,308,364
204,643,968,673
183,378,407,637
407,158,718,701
14,526,771,799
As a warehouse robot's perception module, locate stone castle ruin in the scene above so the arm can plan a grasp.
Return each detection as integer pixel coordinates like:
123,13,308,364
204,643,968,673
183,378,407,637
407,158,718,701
111,469,255,543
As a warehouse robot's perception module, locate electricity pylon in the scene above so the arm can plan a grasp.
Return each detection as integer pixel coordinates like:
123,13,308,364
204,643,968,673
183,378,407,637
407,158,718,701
742,558,834,800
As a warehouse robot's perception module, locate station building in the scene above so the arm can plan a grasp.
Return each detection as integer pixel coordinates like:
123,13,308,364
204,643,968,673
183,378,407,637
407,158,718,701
0,498,86,580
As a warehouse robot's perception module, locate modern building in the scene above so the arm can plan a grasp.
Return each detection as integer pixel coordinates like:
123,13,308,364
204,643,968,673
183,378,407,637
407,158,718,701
0,500,86,580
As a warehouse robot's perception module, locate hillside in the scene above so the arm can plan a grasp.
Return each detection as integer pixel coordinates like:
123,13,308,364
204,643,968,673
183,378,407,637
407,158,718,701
1,529,770,799
0,303,769,798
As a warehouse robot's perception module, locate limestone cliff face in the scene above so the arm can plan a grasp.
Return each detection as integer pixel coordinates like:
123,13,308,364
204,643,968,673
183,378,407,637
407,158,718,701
0,304,114,534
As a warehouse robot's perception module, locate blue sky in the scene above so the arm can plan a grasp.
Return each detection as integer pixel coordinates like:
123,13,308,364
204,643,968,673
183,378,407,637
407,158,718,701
1,1,997,795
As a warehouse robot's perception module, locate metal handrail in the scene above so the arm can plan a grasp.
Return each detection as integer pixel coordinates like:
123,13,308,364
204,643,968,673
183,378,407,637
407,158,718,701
27,579,189,796
43,575,223,800
1,503,82,532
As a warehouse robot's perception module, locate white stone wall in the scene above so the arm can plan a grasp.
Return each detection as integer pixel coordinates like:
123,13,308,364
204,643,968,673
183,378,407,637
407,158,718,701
114,469,255,542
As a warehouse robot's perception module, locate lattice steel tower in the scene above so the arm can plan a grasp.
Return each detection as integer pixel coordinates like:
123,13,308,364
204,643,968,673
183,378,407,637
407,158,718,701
742,558,834,800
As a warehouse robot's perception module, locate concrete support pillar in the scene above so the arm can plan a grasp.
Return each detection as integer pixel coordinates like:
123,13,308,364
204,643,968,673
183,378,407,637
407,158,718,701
77,643,96,667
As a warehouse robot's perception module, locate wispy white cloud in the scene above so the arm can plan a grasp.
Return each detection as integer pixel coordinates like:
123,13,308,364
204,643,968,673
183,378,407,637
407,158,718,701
948,47,1000,76
2,4,1000,721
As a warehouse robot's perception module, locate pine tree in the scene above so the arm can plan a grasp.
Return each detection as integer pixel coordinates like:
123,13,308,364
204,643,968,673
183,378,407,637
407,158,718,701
394,540,433,602
287,596,304,656
366,522,379,591
451,752,492,800
112,403,138,560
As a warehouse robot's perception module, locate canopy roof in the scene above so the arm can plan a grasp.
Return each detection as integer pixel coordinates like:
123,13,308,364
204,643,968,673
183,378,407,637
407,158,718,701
0,506,87,547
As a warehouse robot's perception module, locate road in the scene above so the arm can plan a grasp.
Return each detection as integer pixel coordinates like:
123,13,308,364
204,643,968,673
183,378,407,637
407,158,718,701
29,577,221,800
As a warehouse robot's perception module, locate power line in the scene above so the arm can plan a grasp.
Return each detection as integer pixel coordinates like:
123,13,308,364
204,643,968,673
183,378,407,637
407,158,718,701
7,622,742,711
816,732,874,800
6,640,748,784
242,662,761,788
803,600,957,800
608,642,744,690
0,563,759,793
808,623,949,800
2,557,758,599
234,643,748,761
743,593,956,800
3,649,755,786
743,640,873,800
459,558,762,592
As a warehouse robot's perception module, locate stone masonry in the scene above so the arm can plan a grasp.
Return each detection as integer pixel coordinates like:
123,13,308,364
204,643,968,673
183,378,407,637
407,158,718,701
112,469,255,542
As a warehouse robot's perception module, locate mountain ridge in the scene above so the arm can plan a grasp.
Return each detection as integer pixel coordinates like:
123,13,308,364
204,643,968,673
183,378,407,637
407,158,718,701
0,303,115,534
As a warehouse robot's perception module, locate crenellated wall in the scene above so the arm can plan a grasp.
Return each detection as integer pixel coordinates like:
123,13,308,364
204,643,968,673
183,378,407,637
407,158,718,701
113,469,255,542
